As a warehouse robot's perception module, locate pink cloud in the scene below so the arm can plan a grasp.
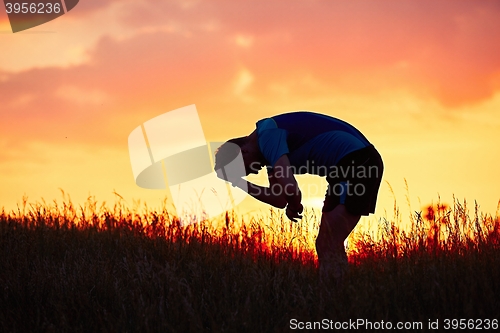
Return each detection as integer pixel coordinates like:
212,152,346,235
0,28,237,149
2,0,500,154
114,0,500,106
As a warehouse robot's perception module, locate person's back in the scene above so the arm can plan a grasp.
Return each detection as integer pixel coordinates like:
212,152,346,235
257,111,372,175
271,111,371,150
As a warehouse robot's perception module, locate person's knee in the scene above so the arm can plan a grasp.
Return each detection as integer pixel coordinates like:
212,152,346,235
321,205,360,238
316,204,361,256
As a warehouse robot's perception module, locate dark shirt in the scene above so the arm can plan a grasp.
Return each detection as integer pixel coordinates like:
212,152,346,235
256,111,371,175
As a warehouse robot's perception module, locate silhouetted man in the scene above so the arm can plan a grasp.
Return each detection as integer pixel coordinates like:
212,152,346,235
214,111,383,281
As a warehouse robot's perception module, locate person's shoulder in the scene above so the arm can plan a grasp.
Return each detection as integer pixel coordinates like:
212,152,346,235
257,118,278,132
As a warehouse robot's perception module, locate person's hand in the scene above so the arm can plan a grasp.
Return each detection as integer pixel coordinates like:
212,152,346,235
286,203,303,222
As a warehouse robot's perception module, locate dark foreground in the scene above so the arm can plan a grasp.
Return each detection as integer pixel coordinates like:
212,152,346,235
0,200,499,332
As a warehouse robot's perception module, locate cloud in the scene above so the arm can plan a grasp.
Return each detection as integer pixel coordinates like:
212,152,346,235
0,27,237,149
1,0,500,155
113,0,500,107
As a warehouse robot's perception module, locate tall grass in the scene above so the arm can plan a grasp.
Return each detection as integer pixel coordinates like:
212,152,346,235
1,193,499,332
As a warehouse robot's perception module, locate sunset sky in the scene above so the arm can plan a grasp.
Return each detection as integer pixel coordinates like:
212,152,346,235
1,0,499,225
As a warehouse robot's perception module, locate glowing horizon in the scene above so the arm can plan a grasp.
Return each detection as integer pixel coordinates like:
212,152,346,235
1,1,500,223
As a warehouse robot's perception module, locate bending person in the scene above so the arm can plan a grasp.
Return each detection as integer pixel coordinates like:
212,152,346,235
214,111,383,281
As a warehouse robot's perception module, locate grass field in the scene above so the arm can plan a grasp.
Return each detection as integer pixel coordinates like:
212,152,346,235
1,193,499,332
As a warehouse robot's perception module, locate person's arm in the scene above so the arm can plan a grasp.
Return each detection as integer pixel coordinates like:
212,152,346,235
231,159,303,221
233,177,287,209
272,154,303,221
272,155,301,206
215,165,287,208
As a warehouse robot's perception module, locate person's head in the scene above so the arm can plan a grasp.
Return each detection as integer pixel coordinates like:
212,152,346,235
214,134,265,176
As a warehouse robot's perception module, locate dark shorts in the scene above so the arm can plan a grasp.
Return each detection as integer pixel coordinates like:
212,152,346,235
322,145,384,216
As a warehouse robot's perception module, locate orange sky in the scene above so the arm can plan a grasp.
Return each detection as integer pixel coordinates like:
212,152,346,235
1,0,499,224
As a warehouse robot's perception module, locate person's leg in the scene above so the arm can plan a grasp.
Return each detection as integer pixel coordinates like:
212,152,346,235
317,145,382,282
316,204,361,282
